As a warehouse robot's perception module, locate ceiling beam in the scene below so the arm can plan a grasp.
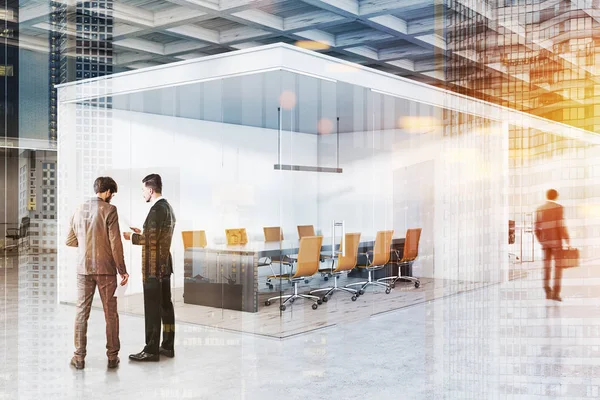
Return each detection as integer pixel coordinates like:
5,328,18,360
344,46,379,60
294,29,336,47
114,52,156,66
113,38,164,55
300,0,359,17
163,40,212,55
220,26,273,44
162,0,219,12
335,29,395,48
359,0,427,18
218,0,281,12
113,3,154,28
166,25,220,43
284,10,348,31
379,46,430,61
232,9,284,31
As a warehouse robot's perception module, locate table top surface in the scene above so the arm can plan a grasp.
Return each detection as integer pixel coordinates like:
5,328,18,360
185,237,405,255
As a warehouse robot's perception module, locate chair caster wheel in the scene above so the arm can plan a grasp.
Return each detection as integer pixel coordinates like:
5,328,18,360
265,300,271,306
351,295,357,301
290,298,295,303
358,290,365,296
305,279,310,284
280,305,286,311
385,288,391,294
312,304,318,310
317,299,323,305
324,276,329,281
391,283,395,289
322,296,328,303
267,284,273,289
415,281,420,288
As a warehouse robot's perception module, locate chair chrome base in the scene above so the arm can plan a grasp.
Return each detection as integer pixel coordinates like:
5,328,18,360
377,275,420,289
345,268,392,295
262,259,293,289
310,274,358,301
265,279,321,311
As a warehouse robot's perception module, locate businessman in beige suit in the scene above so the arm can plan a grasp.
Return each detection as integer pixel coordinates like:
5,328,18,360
66,177,129,369
534,188,570,302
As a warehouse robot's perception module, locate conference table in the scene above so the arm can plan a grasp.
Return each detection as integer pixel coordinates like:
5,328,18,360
183,237,405,313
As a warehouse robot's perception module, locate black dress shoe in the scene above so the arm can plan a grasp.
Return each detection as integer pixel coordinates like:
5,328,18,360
108,357,120,368
129,351,159,362
70,357,85,370
159,347,174,358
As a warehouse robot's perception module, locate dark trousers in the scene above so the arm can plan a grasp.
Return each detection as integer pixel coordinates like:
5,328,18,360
74,274,119,361
543,248,563,295
143,276,175,354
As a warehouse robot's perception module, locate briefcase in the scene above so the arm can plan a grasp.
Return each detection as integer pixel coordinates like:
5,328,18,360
555,247,579,268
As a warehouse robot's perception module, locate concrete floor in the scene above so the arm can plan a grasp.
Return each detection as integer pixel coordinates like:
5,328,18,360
2,259,600,399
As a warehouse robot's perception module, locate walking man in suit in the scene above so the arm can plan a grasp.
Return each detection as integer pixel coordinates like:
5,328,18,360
124,174,176,361
534,188,570,301
67,177,129,369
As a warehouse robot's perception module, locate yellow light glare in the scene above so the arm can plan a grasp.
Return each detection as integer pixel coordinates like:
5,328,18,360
295,40,330,51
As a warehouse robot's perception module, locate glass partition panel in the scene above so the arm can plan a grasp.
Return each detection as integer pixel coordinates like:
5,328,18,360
57,68,510,339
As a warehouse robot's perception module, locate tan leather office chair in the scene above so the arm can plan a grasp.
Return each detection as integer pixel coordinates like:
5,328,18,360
310,232,361,301
182,230,207,249
346,230,394,296
225,228,248,245
378,228,421,288
297,224,331,280
261,226,293,289
265,236,323,311
297,225,316,238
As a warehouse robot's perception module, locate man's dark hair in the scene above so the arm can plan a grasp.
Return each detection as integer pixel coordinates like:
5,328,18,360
142,173,162,194
94,177,118,194
546,189,558,201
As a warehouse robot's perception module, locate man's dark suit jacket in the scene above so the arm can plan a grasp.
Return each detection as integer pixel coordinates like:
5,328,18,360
534,201,569,249
132,198,176,282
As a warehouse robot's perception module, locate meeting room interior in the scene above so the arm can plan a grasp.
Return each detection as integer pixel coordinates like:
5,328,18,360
56,44,597,338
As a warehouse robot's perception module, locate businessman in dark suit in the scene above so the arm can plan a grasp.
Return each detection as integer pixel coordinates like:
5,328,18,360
124,174,176,361
534,189,570,302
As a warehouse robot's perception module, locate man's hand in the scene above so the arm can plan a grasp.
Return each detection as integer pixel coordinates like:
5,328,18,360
123,232,132,241
120,273,129,286
130,227,141,234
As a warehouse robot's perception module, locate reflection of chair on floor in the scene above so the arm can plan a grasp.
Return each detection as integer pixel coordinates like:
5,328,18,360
346,230,393,296
377,228,421,289
265,236,324,311
310,232,361,302
260,227,293,289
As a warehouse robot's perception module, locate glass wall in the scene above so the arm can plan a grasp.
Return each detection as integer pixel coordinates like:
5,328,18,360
57,66,513,338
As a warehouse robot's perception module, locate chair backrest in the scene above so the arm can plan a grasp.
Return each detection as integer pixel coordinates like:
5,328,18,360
297,225,316,238
263,226,283,242
372,230,394,266
225,228,248,245
293,236,323,278
402,228,422,261
335,232,361,272
181,230,207,249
